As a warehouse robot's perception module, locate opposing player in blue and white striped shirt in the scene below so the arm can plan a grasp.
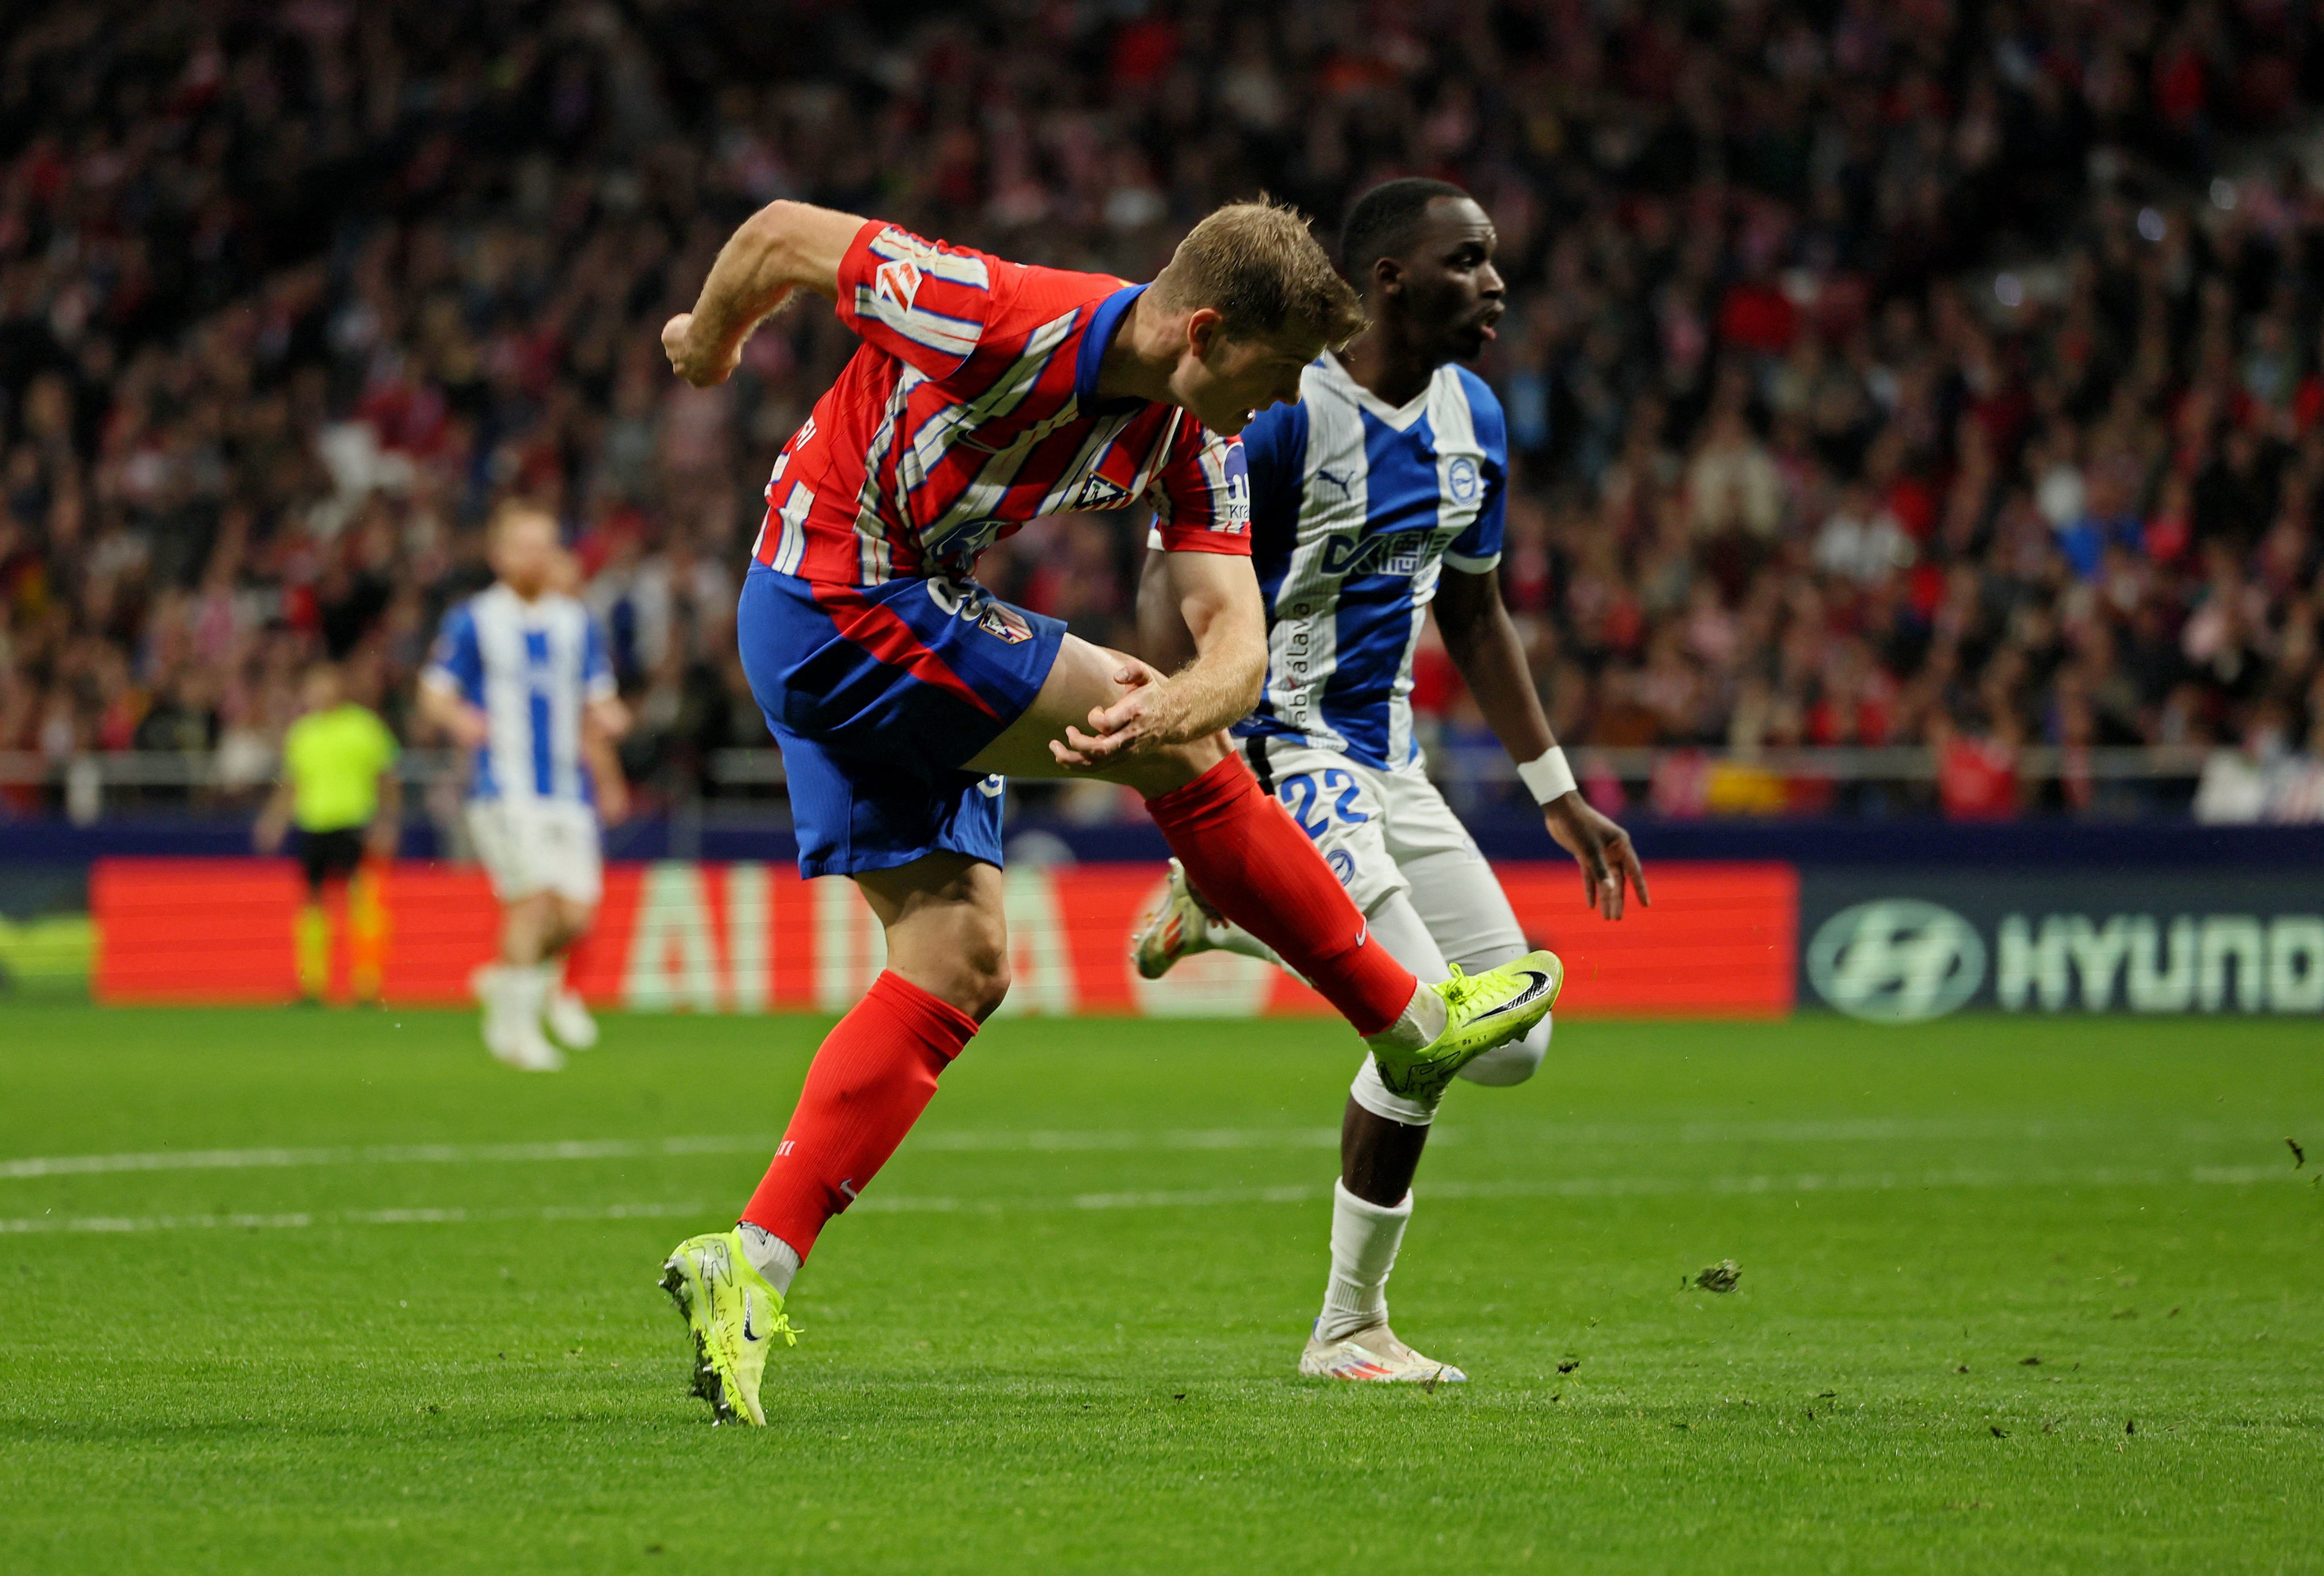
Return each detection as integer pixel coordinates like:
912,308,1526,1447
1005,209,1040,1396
420,502,629,1071
1136,180,1647,1382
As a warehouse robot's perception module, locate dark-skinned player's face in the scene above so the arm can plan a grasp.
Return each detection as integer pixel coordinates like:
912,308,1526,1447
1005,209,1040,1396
1374,196,1504,362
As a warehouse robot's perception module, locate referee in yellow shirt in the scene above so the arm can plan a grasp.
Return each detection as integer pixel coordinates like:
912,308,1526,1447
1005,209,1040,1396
255,663,403,1003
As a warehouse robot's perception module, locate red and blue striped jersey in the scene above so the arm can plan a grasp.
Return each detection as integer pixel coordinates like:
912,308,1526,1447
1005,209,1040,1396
751,221,1252,586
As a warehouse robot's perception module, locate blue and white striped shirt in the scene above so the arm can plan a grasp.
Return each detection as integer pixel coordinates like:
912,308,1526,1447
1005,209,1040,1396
1232,355,1507,769
424,584,615,804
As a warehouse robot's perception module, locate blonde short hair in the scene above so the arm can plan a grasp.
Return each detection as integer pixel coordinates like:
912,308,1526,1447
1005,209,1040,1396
1151,199,1367,349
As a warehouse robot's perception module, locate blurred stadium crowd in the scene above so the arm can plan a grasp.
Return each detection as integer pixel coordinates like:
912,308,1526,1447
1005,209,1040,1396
3,0,2323,821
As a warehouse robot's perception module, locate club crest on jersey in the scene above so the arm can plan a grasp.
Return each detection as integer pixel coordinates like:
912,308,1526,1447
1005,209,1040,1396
976,604,1032,646
976,600,1034,644
927,576,1034,643
874,258,923,311
1447,455,1480,502
1077,471,1133,509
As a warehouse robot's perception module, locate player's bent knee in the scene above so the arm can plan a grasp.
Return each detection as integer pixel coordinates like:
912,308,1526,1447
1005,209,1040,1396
955,936,1011,1021
895,912,1010,1021
1456,1016,1552,1087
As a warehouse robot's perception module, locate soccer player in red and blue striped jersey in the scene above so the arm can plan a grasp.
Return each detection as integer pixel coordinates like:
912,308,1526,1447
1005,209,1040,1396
652,198,1564,1424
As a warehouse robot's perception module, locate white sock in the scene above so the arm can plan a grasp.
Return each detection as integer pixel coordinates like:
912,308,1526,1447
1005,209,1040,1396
1208,919,1284,968
736,1221,802,1295
1362,981,1447,1055
1317,1179,1412,1342
529,961,563,1003
502,963,548,1031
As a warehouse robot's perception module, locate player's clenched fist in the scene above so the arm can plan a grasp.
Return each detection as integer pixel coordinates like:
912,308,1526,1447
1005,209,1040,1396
662,313,739,387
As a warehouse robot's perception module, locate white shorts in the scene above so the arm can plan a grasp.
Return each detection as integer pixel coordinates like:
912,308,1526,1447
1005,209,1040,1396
1241,736,1545,1125
465,798,604,906
1240,737,1528,971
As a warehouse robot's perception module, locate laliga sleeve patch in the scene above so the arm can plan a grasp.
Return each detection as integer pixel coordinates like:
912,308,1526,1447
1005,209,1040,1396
1217,440,1251,531
875,258,923,310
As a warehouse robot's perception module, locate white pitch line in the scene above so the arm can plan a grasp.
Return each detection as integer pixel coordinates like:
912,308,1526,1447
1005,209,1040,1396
0,1199,716,1235
911,1127,1345,1153
4,1115,2310,1185
0,1128,1358,1182
0,1137,772,1182
14,1112,2311,1185
0,1164,2301,1237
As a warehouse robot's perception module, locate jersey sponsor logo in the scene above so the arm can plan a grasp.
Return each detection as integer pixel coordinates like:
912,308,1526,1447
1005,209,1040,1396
1807,900,1987,1023
874,258,923,311
1321,530,1431,579
1446,455,1480,502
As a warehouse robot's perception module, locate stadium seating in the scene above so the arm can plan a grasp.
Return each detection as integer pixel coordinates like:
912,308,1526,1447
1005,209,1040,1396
0,3,2319,822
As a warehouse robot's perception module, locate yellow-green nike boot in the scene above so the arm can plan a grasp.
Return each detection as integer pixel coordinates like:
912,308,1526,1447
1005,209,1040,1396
659,1229,795,1425
1369,950,1563,1104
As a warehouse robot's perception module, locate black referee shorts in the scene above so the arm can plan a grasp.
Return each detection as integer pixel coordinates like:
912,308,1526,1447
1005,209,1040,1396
297,827,366,894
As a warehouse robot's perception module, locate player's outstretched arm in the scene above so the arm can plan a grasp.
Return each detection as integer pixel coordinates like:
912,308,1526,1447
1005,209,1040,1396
583,698,630,824
1055,551,1267,765
1133,546,1202,677
663,201,867,387
1435,565,1647,920
415,674,491,751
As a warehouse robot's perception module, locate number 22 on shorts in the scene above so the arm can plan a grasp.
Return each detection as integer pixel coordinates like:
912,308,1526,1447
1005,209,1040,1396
1278,769,1369,839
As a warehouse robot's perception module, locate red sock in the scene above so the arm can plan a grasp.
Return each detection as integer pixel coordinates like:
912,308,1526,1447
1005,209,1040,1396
740,970,977,1259
1145,755,1416,1036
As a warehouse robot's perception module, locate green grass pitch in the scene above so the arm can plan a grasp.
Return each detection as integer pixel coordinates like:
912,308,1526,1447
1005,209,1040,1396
1,1003,2318,1574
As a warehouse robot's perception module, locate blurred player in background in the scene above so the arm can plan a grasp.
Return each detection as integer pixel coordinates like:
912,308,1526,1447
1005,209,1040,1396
652,194,1563,1426
254,661,401,1005
419,501,630,1072
1135,179,1647,1382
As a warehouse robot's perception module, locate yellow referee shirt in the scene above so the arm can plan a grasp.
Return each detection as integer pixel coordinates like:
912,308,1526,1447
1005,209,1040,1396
282,704,400,833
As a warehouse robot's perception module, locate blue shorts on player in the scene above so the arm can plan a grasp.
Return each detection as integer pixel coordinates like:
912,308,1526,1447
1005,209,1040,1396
737,565,1067,879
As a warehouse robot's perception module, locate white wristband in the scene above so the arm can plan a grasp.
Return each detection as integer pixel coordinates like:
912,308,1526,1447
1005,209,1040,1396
1516,747,1578,804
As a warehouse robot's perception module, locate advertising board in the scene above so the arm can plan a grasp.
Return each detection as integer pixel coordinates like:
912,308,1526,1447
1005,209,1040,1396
90,858,1795,1018
1798,871,2324,1021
